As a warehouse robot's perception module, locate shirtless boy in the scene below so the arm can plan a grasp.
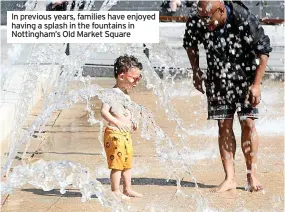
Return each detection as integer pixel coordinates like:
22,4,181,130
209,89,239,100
101,55,143,200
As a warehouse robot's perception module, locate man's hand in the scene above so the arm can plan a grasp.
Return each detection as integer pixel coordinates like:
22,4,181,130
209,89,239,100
250,84,261,107
193,69,205,94
249,54,267,107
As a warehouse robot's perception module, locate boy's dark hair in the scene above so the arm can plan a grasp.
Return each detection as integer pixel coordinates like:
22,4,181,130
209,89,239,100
114,55,143,78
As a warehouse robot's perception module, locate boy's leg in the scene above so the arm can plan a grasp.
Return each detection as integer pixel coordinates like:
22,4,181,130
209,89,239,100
110,169,131,200
122,169,143,197
239,117,262,191
212,119,237,192
110,169,122,193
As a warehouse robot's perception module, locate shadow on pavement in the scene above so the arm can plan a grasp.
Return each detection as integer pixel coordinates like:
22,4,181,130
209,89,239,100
21,178,245,197
21,188,97,198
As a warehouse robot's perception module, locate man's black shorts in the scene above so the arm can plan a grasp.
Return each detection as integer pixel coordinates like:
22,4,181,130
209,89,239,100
207,101,259,120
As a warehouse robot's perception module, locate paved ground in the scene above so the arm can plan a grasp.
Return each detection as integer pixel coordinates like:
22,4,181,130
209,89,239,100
1,78,284,211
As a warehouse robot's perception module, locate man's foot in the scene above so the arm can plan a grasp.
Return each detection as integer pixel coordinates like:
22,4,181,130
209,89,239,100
211,179,237,193
246,174,263,192
123,189,143,198
113,191,131,201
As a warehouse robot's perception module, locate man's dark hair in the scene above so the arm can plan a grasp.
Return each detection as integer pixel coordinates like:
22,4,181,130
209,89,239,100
114,55,143,78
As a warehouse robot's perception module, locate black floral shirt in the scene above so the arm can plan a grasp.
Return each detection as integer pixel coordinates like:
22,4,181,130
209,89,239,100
183,2,272,104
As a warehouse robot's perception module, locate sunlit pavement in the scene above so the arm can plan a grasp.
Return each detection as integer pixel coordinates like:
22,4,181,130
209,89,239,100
1,78,284,211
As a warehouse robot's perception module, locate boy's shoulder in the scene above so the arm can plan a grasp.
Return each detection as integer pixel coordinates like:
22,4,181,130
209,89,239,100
113,87,131,101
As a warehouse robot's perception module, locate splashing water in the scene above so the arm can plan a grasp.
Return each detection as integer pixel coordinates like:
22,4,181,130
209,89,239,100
100,0,119,11
1,0,284,211
2,31,217,209
1,159,128,211
1,80,215,210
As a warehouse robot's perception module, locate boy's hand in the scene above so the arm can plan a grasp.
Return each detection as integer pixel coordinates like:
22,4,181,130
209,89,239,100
132,123,138,131
115,121,131,133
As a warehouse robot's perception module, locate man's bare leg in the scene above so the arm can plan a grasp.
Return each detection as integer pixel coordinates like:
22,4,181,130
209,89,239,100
212,119,237,192
122,169,143,197
239,117,263,192
110,169,130,200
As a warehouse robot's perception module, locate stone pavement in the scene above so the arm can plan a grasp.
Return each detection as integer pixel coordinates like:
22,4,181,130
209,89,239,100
1,78,284,211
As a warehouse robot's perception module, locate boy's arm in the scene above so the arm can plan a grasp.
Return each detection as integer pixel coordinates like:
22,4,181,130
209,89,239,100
100,103,130,132
101,103,118,125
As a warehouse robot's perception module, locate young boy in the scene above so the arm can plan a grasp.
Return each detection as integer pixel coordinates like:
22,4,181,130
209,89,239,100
101,55,143,200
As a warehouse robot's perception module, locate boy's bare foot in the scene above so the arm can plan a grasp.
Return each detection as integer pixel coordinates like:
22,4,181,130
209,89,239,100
246,174,263,192
113,191,131,201
211,179,237,193
123,189,143,197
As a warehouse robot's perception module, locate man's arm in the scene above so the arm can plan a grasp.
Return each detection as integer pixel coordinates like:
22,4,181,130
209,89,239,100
186,47,204,94
186,47,199,71
246,14,272,107
183,15,204,94
253,55,268,86
250,54,268,107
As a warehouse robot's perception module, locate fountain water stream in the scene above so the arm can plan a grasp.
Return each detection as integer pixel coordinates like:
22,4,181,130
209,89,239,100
1,0,284,211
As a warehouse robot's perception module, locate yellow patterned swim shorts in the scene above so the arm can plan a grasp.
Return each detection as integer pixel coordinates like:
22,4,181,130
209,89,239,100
103,128,133,170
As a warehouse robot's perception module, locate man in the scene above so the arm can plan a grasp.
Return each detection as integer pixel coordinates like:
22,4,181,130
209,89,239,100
183,0,272,192
46,0,86,11
169,0,182,12
46,0,86,55
46,0,68,11
161,0,181,15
